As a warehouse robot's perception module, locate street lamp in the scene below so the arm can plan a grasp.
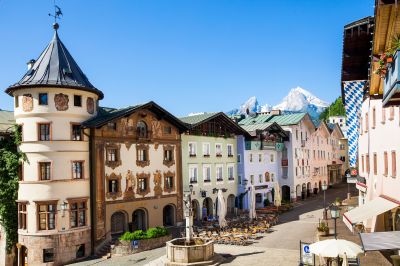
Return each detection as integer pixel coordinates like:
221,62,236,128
329,205,340,239
322,181,328,220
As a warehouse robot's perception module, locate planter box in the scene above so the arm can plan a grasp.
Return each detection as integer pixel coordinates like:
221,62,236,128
383,49,400,106
111,235,172,256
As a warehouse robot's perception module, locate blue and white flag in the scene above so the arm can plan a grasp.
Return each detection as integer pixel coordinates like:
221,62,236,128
343,80,366,168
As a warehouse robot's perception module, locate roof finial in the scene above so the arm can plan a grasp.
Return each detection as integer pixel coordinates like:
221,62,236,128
48,0,63,30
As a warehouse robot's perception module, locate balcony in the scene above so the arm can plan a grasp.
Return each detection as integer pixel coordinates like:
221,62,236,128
245,140,281,151
383,50,400,106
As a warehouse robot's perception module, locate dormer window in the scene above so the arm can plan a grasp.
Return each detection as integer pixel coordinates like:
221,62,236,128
74,95,82,107
137,121,148,138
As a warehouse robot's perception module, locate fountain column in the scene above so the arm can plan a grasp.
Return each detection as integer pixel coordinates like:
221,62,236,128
184,184,194,243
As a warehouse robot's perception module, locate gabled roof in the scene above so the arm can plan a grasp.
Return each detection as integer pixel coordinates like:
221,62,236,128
5,29,103,99
0,110,15,132
241,122,289,140
328,123,345,138
179,112,219,125
82,101,188,132
238,114,273,126
180,112,250,137
240,122,273,132
317,121,331,137
267,112,308,126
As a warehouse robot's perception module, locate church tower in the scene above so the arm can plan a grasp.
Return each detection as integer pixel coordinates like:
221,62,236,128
5,22,103,265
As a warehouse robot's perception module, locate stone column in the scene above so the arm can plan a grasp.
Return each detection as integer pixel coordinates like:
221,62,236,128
16,243,22,266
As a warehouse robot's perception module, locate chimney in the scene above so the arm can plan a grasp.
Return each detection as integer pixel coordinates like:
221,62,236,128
270,110,282,115
27,59,35,70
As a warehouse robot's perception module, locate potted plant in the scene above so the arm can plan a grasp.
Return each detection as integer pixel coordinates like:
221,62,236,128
317,222,329,236
335,197,342,206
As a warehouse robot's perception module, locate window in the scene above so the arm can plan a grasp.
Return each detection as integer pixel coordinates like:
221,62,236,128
202,143,210,157
71,124,83,141
238,175,242,185
271,173,275,182
138,148,148,162
163,126,172,135
258,154,262,162
18,202,27,230
18,162,23,181
164,174,174,190
203,165,211,182
227,165,234,180
76,244,85,259
259,174,262,183
72,161,84,179
216,165,223,181
373,153,377,175
365,112,369,132
43,248,54,263
392,151,397,177
164,149,173,162
107,149,117,162
372,107,376,129
74,95,82,107
107,122,117,130
70,201,87,228
15,96,19,108
136,173,150,195
296,130,298,140
215,144,222,157
366,154,370,174
361,155,365,173
270,154,275,163
250,175,254,184
39,93,48,105
227,144,233,157
137,121,148,138
384,152,388,176
39,162,51,180
390,106,395,121
109,179,119,193
249,154,253,163
189,165,198,183
38,123,51,141
237,154,241,163
189,142,197,157
382,108,386,124
38,203,56,230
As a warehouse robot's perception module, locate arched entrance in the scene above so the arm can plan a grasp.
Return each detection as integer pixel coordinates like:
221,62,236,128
227,194,236,216
202,197,213,220
163,204,176,227
296,184,301,200
192,200,200,221
307,182,312,197
132,208,148,231
301,183,307,200
281,185,291,202
111,211,127,235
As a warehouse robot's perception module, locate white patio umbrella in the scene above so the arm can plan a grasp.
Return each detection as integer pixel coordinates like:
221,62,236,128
249,186,257,220
273,182,281,207
217,189,227,227
309,239,363,259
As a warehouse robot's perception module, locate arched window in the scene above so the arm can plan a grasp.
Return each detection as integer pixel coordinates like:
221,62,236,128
137,121,148,138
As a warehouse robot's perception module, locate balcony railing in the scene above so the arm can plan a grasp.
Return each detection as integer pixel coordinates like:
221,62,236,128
383,49,400,106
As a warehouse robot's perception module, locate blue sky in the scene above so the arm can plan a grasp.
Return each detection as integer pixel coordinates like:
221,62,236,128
0,0,373,116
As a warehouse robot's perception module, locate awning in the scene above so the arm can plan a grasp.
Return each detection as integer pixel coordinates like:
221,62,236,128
360,231,400,251
343,196,399,232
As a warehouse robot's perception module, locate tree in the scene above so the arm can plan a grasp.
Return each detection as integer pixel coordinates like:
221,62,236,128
319,97,346,121
0,125,26,253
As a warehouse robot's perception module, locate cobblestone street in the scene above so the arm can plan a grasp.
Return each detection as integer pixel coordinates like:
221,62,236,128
70,183,354,266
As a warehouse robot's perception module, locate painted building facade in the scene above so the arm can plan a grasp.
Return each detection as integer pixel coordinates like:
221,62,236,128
341,2,400,241
82,102,187,249
5,26,103,265
180,113,248,221
238,122,289,208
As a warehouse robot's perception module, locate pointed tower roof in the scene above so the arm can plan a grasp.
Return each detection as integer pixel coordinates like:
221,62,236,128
5,26,103,99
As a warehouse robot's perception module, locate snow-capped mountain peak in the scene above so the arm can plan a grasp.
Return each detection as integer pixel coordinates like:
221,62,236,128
226,87,328,119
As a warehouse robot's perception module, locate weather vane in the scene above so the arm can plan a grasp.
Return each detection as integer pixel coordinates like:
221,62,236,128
48,0,63,30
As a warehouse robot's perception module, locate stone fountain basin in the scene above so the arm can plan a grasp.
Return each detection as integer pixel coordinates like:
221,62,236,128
166,238,214,264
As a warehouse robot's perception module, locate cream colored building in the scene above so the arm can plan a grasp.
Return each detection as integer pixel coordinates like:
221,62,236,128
5,25,103,265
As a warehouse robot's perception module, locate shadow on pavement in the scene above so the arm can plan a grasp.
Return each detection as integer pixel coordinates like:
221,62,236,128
219,251,265,264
